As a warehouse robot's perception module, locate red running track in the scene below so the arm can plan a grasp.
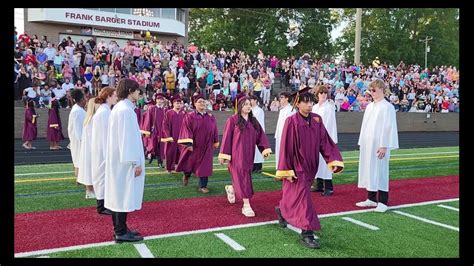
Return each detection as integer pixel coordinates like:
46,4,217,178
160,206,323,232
15,175,459,253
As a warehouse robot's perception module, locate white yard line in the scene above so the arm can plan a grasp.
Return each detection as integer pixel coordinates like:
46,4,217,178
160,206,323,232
214,233,246,251
133,243,155,258
437,204,459,212
341,217,380,230
14,198,459,258
14,151,458,177
392,210,459,232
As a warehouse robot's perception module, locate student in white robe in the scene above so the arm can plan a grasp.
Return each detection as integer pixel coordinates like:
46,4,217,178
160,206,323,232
67,90,92,198
91,87,117,215
77,98,100,200
274,92,295,169
311,85,338,196
250,95,265,173
104,79,145,243
356,79,399,213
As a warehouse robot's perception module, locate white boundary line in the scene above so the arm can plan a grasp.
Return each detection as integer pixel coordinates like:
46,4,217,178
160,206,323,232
437,204,459,212
215,233,246,251
133,243,155,258
393,210,459,232
341,217,380,230
14,151,458,177
15,198,459,258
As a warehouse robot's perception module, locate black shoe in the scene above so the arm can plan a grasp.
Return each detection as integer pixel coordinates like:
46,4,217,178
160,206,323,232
300,236,321,249
310,186,324,192
114,232,144,243
321,189,334,196
148,157,154,164
98,208,113,215
114,229,140,239
275,207,287,228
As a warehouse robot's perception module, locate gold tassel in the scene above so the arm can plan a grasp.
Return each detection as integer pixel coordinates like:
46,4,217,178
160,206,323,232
234,98,238,114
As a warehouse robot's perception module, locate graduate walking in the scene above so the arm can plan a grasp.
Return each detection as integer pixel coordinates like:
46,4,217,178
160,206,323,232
140,93,166,167
68,89,87,192
91,87,117,215
356,79,399,213
176,94,219,193
219,94,272,217
274,92,295,169
104,79,145,243
161,95,186,174
22,100,38,150
46,97,65,150
310,85,338,196
274,87,344,249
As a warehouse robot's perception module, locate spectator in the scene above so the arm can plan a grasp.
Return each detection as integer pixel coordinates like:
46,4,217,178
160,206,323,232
270,97,280,111
22,83,40,107
39,84,52,108
92,66,102,96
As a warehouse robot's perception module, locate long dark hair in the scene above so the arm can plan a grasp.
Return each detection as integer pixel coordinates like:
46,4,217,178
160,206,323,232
236,98,259,131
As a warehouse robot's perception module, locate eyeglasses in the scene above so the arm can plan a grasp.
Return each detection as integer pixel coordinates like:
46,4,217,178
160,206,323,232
318,92,327,94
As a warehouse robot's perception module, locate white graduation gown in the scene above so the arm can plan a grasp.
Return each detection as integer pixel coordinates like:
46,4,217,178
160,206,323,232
104,99,146,212
68,104,86,168
91,104,111,200
312,101,338,180
77,122,93,185
252,105,265,164
358,99,399,192
275,104,295,168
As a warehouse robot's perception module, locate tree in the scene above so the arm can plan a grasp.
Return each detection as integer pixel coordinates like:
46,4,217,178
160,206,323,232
334,8,459,68
189,8,334,59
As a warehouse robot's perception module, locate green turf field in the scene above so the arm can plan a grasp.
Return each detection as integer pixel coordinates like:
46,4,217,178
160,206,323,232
14,146,459,213
24,200,459,258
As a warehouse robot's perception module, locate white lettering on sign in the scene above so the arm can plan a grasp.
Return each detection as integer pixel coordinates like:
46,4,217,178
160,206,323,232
64,12,160,29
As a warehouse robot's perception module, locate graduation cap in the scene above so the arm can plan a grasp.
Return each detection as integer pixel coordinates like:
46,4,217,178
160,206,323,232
291,86,312,112
171,95,183,103
192,93,206,108
154,93,164,100
234,92,248,114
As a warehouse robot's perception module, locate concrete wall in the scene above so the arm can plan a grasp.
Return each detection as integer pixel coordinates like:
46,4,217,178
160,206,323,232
14,107,459,139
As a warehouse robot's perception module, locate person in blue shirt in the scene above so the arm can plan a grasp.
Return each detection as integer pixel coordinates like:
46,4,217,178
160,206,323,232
36,50,48,65
206,69,214,87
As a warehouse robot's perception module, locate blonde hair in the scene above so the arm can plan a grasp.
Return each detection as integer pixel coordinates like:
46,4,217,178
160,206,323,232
369,79,389,94
83,97,100,126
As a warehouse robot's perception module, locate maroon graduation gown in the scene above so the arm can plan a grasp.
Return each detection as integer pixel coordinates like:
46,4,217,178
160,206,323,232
161,109,186,171
46,108,65,142
135,107,142,127
141,105,166,158
175,111,219,177
219,114,271,199
276,112,344,231
22,107,37,142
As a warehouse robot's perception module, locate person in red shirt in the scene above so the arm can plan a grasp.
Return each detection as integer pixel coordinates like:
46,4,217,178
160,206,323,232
24,49,37,66
18,31,31,47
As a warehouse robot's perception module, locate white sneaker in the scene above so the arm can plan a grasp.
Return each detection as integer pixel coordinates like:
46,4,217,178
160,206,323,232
374,203,388,213
85,191,96,199
242,205,255,217
225,185,235,204
355,199,378,208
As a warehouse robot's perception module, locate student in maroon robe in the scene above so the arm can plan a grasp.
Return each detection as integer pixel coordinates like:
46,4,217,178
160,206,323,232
134,105,142,127
46,97,65,150
218,93,272,217
176,94,219,193
140,93,166,167
274,87,344,249
22,99,38,149
161,95,186,173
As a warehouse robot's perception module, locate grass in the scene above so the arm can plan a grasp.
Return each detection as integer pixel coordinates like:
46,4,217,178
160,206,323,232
14,147,459,213
27,201,459,258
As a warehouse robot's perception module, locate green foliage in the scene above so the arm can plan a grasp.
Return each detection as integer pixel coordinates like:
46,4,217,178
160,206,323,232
189,8,334,58
334,8,459,67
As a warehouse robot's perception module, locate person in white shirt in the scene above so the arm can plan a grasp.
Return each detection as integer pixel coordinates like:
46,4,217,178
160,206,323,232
67,89,89,195
274,92,295,168
310,85,338,196
62,78,75,108
178,74,190,93
105,79,145,243
77,98,100,200
39,84,52,107
356,79,399,213
250,95,265,173
91,87,118,215
23,84,40,107
100,72,109,88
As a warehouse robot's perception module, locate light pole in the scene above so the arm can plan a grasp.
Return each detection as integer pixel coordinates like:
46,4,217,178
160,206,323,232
354,8,362,65
419,36,432,69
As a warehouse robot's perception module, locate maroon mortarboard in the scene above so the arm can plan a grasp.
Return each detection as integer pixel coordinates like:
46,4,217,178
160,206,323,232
171,95,183,103
234,92,248,114
154,93,164,100
291,86,312,111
